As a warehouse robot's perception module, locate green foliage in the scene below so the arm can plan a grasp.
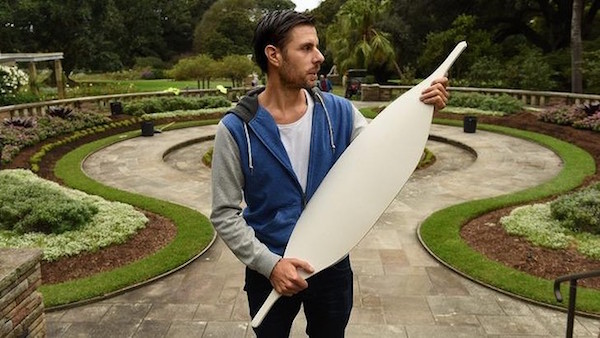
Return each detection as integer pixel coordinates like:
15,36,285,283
326,0,397,79
0,170,98,234
419,15,499,78
0,91,42,106
122,95,230,116
506,48,557,90
193,0,257,58
447,92,524,114
67,82,135,98
202,147,213,167
501,203,573,249
583,49,600,93
220,54,257,87
134,56,168,70
551,183,600,234
169,54,218,88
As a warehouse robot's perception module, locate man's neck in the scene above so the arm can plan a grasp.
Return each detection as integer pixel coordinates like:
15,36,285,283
258,82,308,125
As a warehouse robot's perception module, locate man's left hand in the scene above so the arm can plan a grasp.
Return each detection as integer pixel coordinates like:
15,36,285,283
420,77,449,113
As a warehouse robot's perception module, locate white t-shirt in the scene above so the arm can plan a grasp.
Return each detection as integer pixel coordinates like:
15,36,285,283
277,90,314,192
277,90,368,192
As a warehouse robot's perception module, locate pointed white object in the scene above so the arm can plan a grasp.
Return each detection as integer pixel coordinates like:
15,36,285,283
251,41,468,328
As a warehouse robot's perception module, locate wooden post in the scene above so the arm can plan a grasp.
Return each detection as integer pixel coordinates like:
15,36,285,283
54,59,65,99
28,62,39,96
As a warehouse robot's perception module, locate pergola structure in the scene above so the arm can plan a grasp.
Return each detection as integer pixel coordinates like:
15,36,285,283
0,52,65,99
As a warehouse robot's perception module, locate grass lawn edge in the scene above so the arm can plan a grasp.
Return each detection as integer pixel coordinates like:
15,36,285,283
41,120,219,309
420,118,598,314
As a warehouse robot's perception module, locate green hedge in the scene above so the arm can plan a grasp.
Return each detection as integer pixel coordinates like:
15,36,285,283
122,95,230,116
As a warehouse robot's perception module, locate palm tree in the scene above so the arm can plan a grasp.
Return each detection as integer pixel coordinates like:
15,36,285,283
326,0,400,81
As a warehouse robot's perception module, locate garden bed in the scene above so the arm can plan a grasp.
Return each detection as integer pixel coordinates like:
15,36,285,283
435,110,600,289
4,113,223,286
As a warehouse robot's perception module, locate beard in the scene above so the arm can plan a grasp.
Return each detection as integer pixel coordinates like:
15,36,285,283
279,54,318,91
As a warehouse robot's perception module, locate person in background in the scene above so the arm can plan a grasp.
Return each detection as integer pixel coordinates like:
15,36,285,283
210,9,449,337
318,74,333,92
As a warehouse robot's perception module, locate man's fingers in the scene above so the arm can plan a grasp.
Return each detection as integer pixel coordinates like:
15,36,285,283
288,258,314,274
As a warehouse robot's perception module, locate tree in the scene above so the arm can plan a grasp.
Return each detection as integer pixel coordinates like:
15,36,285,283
572,0,584,93
220,54,256,87
418,15,500,78
193,0,294,59
170,54,217,88
325,0,397,82
193,0,254,58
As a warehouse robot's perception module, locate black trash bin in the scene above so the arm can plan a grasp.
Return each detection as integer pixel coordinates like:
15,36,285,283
463,115,477,133
110,101,123,116
141,121,155,137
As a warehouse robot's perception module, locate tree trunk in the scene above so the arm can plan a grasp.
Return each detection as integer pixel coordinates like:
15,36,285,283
571,0,583,93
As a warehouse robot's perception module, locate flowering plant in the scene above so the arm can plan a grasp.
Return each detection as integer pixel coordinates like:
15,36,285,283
0,65,29,95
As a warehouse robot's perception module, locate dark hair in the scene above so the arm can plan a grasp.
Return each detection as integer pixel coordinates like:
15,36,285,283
253,10,316,73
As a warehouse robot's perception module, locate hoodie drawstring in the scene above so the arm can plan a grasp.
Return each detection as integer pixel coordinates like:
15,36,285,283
243,123,254,173
314,91,337,152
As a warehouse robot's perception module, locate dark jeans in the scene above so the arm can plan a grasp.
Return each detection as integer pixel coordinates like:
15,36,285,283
245,255,353,338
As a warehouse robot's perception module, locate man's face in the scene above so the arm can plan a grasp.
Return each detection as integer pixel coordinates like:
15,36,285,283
278,24,324,90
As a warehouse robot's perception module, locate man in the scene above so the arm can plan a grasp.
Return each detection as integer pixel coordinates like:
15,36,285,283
210,10,448,337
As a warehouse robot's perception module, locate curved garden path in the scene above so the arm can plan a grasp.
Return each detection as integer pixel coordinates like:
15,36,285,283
45,123,600,337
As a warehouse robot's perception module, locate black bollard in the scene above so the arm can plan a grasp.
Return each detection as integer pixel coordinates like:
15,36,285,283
463,115,477,133
141,121,155,137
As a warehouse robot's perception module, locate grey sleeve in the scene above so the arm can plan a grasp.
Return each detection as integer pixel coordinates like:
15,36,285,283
351,104,369,141
210,121,281,278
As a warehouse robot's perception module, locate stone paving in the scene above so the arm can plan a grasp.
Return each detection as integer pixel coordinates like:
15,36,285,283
44,121,600,337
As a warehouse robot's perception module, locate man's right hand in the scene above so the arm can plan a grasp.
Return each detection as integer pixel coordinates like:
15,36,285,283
269,258,314,297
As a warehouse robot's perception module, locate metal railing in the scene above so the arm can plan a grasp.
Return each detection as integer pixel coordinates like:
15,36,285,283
554,270,600,338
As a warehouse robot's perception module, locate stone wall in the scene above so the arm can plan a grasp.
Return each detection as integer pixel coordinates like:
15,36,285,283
0,249,46,338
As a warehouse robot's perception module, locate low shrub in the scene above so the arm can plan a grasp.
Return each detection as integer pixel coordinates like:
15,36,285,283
500,203,572,249
0,111,110,164
540,102,600,132
447,92,524,114
551,183,600,234
122,95,230,116
573,113,600,131
0,169,148,261
539,105,588,126
0,91,42,106
0,169,98,234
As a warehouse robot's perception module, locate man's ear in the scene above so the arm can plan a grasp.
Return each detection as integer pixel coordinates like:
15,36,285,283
265,45,280,68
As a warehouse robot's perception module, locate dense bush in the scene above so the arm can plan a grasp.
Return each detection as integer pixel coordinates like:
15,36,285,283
0,169,98,234
447,92,524,114
551,183,600,234
122,95,230,116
